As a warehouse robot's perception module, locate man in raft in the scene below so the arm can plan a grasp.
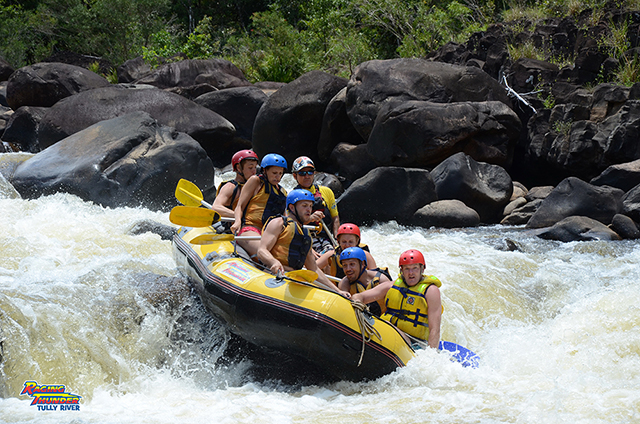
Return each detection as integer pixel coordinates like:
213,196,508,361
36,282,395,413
231,153,287,258
212,149,259,226
381,249,442,349
258,189,350,297
291,156,339,271
337,247,392,316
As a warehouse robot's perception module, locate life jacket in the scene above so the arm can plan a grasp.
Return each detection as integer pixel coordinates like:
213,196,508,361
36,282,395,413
216,180,243,210
381,275,442,341
348,267,392,316
264,215,312,270
294,183,333,234
329,244,371,278
242,175,286,230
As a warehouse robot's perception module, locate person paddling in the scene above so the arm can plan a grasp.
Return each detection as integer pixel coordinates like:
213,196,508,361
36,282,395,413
381,249,442,349
291,156,340,269
231,153,287,258
337,247,392,316
212,149,259,219
258,189,350,297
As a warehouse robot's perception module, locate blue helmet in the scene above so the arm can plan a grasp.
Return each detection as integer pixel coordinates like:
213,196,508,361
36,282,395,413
286,189,314,209
261,153,287,170
339,247,367,265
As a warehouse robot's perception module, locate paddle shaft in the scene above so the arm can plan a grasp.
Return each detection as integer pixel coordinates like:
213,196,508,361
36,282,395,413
321,220,339,249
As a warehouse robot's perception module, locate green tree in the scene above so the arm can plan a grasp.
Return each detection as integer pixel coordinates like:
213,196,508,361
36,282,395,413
225,7,309,82
0,2,56,67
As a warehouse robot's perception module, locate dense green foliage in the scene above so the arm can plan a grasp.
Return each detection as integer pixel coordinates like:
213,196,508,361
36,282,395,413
1,0,639,84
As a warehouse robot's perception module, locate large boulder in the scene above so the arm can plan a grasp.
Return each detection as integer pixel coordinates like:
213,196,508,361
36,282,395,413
526,177,624,229
409,199,480,228
117,56,153,83
508,58,559,94
194,86,268,144
37,85,237,166
134,59,251,90
6,62,111,110
11,111,214,211
345,58,512,141
525,99,640,183
337,167,437,224
252,70,347,166
0,81,8,107
367,100,521,168
329,143,377,183
430,152,513,223
590,159,640,193
621,183,640,222
1,106,48,153
609,213,640,240
589,83,630,122
535,216,621,242
0,105,12,139
501,198,544,226
313,172,344,198
318,87,365,161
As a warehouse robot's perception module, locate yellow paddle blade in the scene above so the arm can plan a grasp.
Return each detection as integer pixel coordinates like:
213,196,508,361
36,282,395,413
175,179,204,207
190,234,234,244
169,206,221,227
285,269,319,283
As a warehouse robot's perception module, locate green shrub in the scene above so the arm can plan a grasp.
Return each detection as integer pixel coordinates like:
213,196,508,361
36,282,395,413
223,8,310,82
616,54,640,86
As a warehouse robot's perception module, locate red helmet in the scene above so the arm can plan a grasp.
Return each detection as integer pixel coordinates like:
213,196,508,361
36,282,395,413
337,223,361,240
231,150,259,171
399,249,425,267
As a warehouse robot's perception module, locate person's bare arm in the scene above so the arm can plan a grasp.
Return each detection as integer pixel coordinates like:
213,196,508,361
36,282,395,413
231,176,259,233
365,251,377,269
256,218,284,274
351,280,393,305
425,286,442,349
212,183,235,218
338,276,350,292
331,215,340,238
305,252,350,298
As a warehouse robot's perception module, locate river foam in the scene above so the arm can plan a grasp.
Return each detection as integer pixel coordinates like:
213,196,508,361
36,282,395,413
1,173,639,423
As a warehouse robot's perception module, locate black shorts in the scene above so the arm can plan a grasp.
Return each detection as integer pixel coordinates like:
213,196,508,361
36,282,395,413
312,236,334,255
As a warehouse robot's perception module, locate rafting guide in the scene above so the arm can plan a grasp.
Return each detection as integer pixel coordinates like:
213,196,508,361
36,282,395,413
20,380,82,411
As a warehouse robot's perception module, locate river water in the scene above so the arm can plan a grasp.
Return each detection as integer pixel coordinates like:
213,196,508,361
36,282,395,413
1,154,639,423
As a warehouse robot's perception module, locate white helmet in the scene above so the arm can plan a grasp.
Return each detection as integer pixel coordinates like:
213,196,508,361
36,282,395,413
292,156,315,173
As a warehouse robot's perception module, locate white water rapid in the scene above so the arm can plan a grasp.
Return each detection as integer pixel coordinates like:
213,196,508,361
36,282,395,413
1,156,639,423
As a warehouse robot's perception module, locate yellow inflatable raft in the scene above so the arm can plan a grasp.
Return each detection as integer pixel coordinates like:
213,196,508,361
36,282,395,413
172,225,416,382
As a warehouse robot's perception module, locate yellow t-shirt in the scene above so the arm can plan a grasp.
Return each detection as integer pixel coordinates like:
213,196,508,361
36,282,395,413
307,185,339,218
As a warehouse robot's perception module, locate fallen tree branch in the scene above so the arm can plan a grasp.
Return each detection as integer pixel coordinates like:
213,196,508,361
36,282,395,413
501,73,537,115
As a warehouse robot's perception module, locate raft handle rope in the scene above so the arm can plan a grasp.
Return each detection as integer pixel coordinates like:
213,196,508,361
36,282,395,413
351,300,382,367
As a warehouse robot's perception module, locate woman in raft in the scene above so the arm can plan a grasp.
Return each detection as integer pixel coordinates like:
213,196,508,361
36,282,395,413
231,153,288,258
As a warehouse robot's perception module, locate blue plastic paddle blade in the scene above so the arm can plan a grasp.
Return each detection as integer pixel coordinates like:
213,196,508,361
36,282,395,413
438,341,480,368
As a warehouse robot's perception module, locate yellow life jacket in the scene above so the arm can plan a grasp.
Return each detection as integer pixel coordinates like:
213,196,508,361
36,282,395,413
264,216,312,270
242,175,286,230
381,275,442,341
348,267,391,316
216,180,243,210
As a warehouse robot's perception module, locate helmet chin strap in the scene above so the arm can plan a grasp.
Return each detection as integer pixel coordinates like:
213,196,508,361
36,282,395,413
289,204,303,224
236,169,246,182
356,262,366,281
